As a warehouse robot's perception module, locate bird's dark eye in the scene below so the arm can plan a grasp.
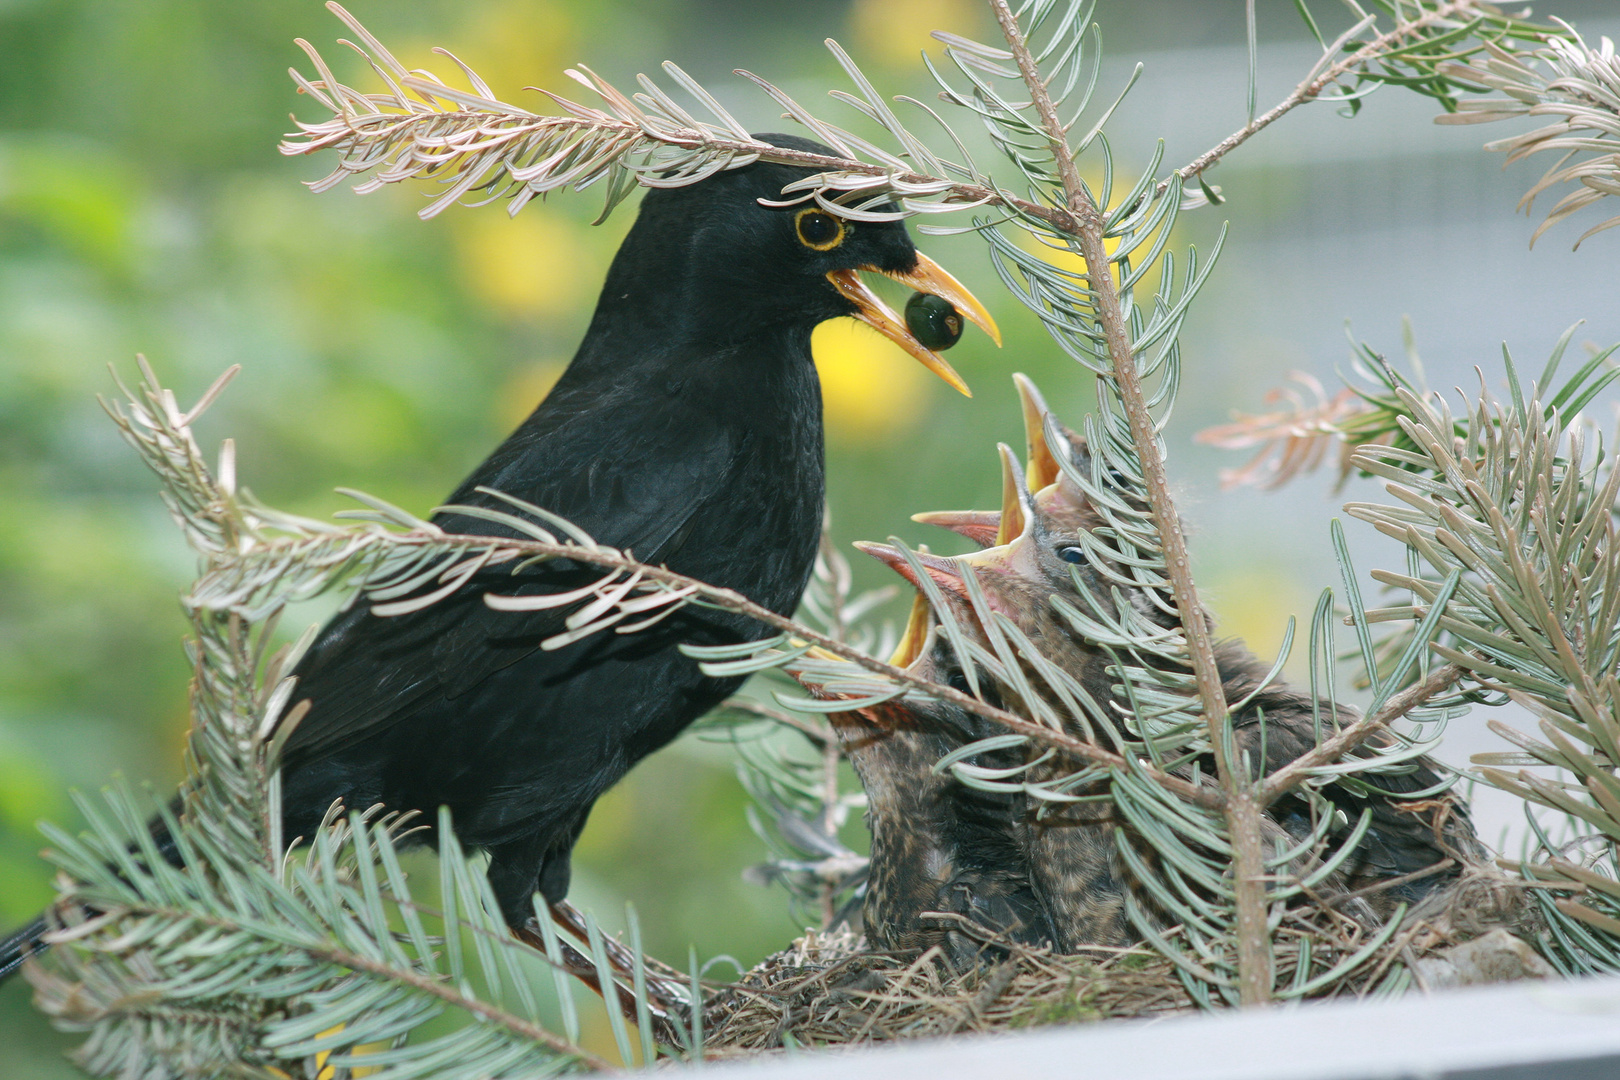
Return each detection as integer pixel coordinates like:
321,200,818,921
905,292,964,351
795,209,844,251
1058,546,1086,564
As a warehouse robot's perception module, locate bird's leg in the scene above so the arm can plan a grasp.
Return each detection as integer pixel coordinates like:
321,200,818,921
547,900,692,999
495,825,690,1049
511,905,690,1052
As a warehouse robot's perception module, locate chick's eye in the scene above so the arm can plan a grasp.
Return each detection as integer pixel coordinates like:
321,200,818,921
1058,546,1086,564
795,209,844,251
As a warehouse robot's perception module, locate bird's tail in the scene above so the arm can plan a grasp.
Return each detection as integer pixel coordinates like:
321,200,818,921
0,914,50,982
0,799,184,983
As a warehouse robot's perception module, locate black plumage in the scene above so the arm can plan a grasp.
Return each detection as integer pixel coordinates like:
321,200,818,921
0,134,996,977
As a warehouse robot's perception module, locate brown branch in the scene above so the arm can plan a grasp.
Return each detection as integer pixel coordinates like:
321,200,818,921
629,136,1085,234
203,520,1220,805
1260,663,1464,804
986,0,1268,1003
409,529,1225,809
986,0,1235,804
301,938,617,1069
1159,0,1484,196
397,895,691,1050
1319,858,1456,910
284,94,1086,235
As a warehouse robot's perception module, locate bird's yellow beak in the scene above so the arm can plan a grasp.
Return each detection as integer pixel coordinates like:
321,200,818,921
993,443,1035,547
1014,372,1064,492
825,253,1000,398
887,592,933,669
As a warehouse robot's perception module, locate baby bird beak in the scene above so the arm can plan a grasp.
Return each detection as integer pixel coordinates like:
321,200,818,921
887,592,933,669
909,375,1073,550
993,443,1036,547
853,541,974,603
1014,373,1064,492
909,509,1002,548
855,530,1037,615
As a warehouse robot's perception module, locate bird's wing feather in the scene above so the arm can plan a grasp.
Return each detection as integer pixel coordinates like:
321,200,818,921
282,397,736,762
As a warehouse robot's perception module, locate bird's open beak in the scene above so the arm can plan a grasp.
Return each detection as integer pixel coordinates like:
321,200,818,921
887,592,933,669
993,443,1036,547
1015,373,1063,492
910,509,1002,548
914,378,1058,546
854,541,970,603
826,253,1000,398
912,381,1060,548
855,540,1033,621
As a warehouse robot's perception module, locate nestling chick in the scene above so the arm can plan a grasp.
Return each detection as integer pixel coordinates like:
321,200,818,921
802,595,1053,967
857,375,1482,950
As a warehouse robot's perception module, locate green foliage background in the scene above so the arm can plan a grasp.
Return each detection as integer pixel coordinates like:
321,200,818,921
1,0,1616,1072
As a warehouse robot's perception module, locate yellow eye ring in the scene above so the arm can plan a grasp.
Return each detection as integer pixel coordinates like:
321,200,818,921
794,208,845,251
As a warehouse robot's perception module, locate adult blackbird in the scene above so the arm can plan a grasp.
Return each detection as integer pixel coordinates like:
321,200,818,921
0,134,997,978
860,376,1482,948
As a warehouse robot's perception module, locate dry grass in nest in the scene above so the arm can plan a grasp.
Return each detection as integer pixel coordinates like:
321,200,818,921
697,868,1541,1056
701,928,1193,1055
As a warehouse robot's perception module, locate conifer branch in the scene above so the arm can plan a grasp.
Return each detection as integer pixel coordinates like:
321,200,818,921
1437,22,1620,247
403,527,1224,808
1260,663,1464,803
1163,0,1537,195
1167,10,1380,190
986,0,1273,1005
281,3,1090,233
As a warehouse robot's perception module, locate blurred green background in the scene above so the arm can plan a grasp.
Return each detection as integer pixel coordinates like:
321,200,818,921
2,0,1617,1073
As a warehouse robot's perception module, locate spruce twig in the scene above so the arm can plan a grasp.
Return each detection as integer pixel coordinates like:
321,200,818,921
985,0,1272,1005
1260,663,1464,803
281,3,1091,234
441,526,1223,808
1161,0,1527,195
1438,22,1620,247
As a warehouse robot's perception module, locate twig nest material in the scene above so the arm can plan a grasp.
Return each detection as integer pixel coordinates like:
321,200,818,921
698,865,1545,1055
700,928,1194,1055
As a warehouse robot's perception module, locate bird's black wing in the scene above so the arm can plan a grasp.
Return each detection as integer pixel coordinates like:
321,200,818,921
282,390,736,763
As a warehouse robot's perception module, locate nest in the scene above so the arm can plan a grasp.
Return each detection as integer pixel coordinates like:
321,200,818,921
701,927,1192,1055
698,866,1545,1056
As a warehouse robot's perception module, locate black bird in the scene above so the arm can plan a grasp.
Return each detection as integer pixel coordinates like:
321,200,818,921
0,134,997,977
